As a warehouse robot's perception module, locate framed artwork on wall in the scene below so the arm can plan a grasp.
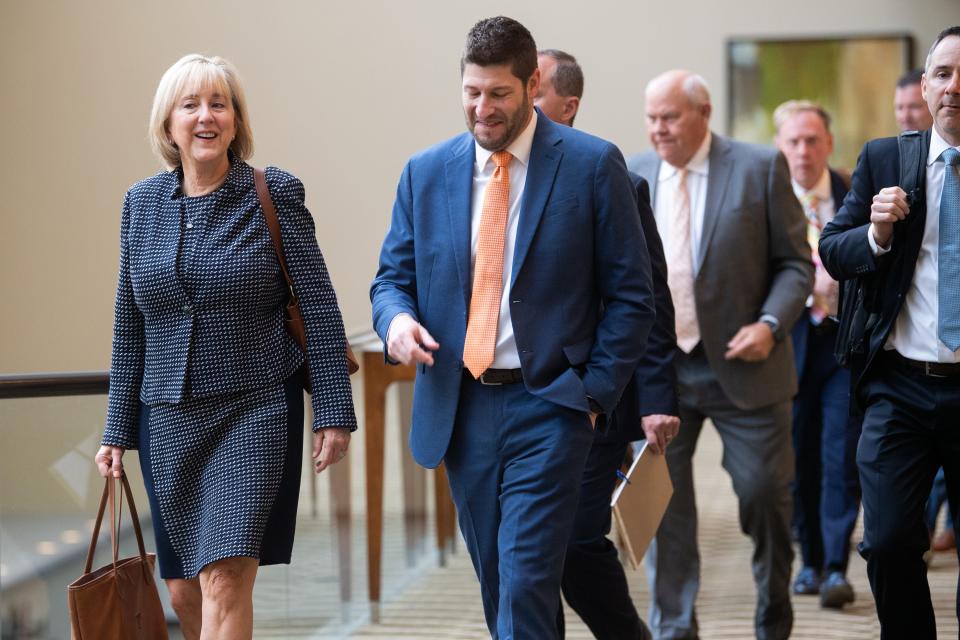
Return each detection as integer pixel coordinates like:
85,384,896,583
727,34,914,170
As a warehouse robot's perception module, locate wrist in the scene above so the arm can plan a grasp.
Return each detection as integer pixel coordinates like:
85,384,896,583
869,223,892,249
758,314,782,341
386,313,414,344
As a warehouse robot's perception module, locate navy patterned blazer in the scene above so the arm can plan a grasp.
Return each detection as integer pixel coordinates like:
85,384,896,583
102,159,356,449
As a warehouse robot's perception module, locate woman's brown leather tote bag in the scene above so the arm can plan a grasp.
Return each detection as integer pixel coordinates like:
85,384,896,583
67,473,168,639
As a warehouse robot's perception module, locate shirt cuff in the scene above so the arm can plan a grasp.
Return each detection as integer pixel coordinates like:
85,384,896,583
868,223,892,256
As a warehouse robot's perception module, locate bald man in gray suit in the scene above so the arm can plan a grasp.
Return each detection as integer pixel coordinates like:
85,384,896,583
628,70,813,640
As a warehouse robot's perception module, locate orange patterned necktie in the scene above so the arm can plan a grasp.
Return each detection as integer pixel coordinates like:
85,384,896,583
463,150,512,379
668,168,700,352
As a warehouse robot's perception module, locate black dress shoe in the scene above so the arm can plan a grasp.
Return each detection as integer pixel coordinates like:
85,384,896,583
792,566,821,595
637,618,654,640
819,571,855,608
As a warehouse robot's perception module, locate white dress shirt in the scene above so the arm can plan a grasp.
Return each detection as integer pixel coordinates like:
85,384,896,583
653,132,712,275
470,110,537,369
873,127,960,362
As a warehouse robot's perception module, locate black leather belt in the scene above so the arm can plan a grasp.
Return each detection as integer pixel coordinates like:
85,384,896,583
887,350,960,378
477,368,524,385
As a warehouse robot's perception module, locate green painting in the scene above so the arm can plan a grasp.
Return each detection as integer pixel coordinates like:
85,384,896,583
728,35,913,171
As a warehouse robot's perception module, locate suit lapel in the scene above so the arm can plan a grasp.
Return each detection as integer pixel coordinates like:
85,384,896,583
445,135,476,308
511,116,562,284
829,168,849,212
642,155,662,206
700,134,732,273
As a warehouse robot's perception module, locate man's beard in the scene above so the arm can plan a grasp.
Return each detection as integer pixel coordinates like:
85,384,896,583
470,93,531,151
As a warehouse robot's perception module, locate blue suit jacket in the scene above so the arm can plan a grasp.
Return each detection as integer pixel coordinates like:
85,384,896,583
371,112,656,468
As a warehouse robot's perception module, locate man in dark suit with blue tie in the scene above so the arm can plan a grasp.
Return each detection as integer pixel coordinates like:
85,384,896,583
772,100,860,609
370,17,655,639
535,48,678,640
819,26,960,638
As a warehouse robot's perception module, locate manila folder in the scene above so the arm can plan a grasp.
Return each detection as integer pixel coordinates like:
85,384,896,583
611,442,673,569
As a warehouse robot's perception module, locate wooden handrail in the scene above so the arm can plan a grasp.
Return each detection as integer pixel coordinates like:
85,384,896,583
0,372,109,399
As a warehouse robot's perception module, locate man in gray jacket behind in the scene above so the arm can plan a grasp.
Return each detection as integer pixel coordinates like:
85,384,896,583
628,69,813,640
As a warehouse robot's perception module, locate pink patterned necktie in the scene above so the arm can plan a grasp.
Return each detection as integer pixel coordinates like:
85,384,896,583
668,168,700,352
800,192,832,323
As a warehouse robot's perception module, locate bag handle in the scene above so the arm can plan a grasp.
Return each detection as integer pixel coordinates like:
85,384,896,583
83,473,151,583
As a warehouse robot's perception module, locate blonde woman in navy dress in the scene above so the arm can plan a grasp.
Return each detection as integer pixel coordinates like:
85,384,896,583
93,54,356,639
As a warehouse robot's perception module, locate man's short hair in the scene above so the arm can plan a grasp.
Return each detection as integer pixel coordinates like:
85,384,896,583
896,68,925,88
538,49,584,98
646,72,711,109
925,26,960,72
461,16,538,83
682,74,711,108
772,99,832,134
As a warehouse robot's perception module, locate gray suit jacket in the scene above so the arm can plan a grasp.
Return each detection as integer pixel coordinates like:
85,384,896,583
628,133,813,410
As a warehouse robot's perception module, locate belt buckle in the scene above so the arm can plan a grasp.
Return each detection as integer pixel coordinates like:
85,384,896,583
478,372,502,386
924,361,947,378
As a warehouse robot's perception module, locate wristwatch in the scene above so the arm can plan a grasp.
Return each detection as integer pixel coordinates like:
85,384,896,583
759,314,782,341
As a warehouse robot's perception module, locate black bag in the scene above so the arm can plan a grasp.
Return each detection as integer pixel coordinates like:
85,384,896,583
834,130,925,369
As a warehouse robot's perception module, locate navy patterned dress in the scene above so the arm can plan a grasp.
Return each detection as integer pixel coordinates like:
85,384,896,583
102,158,357,579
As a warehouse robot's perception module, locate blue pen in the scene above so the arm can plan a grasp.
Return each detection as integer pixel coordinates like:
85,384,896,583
615,469,631,485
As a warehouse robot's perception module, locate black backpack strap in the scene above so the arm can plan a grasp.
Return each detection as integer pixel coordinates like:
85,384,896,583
834,133,924,374
897,130,925,205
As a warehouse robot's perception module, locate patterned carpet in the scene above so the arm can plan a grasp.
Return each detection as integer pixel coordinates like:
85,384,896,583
250,424,959,639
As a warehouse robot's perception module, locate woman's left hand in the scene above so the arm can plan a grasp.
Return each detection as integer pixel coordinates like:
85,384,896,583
312,427,351,474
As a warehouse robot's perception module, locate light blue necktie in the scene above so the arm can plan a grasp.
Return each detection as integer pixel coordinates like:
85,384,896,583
938,147,960,351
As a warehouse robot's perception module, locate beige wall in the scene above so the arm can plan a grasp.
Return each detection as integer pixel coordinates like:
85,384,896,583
0,0,953,373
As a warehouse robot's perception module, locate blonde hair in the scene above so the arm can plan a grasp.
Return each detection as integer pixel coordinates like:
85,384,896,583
148,54,254,170
772,99,832,134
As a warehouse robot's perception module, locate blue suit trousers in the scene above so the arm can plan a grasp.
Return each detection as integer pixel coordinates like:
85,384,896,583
444,375,595,640
791,315,862,572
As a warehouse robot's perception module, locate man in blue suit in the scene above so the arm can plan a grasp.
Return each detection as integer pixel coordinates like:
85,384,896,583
371,17,655,639
536,48,678,640
773,100,860,609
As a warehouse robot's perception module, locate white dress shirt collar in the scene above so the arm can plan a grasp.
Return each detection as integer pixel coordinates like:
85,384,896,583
929,126,960,166
474,110,537,172
791,168,831,202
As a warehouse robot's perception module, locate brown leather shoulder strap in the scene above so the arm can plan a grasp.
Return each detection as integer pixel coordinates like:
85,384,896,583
254,168,297,302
